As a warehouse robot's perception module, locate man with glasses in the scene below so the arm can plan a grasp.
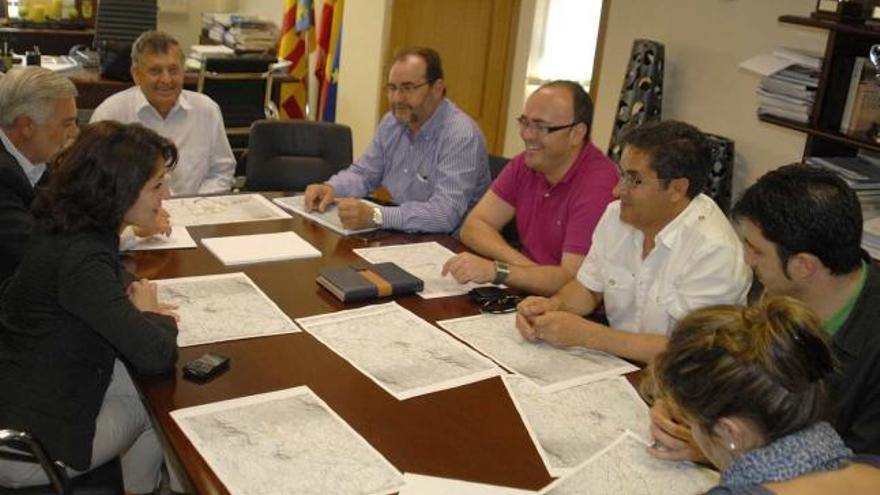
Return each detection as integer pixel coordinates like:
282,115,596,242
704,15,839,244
304,46,489,233
516,120,750,363
442,81,617,295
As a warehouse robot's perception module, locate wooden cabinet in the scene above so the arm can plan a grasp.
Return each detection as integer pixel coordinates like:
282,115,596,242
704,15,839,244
762,15,880,158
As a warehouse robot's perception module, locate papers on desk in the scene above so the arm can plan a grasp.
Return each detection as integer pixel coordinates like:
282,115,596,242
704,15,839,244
201,231,321,265
126,226,197,251
437,313,638,392
503,375,650,476
164,194,290,227
400,474,536,494
273,195,378,236
294,302,503,400
539,431,718,495
156,272,299,347
171,386,404,495
354,241,492,298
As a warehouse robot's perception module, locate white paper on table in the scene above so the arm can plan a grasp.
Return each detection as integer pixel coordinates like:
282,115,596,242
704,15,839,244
171,386,404,495
437,313,638,392
156,272,299,347
126,226,197,251
539,431,719,495
354,241,492,298
295,302,503,400
273,195,377,236
164,194,290,227
201,231,321,265
502,375,650,477
400,473,536,495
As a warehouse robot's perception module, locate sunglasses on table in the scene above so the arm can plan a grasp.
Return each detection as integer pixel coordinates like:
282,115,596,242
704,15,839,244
468,287,523,314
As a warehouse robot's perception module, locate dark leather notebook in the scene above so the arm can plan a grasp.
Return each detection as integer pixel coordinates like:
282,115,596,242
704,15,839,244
316,262,423,302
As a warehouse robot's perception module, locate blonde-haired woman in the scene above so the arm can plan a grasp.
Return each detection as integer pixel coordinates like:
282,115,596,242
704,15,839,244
648,296,880,494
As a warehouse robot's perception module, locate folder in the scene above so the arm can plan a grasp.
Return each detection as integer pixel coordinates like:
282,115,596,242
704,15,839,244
316,263,423,302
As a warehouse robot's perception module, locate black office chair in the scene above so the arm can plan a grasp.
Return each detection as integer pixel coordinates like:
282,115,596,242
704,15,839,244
486,154,520,249
244,119,353,192
197,56,279,179
0,429,123,495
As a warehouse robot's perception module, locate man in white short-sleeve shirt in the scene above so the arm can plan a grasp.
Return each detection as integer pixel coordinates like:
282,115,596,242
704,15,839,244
516,120,751,363
90,30,235,195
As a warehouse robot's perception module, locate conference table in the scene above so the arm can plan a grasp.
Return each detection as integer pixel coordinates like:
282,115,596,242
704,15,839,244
128,194,641,494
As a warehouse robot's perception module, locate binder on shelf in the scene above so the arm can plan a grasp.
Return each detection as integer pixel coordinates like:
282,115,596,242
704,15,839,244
316,262,423,303
840,57,880,134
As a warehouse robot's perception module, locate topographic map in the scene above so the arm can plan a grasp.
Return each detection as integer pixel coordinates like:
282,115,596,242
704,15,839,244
156,272,299,347
273,195,377,236
171,386,404,495
354,242,490,298
503,375,650,476
437,313,638,391
295,302,502,400
541,431,719,495
164,194,290,226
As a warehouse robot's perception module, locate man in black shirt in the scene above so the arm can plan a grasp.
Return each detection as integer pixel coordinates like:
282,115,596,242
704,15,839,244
0,67,78,281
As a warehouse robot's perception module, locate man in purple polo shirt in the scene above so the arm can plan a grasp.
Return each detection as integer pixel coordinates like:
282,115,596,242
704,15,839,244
442,81,617,295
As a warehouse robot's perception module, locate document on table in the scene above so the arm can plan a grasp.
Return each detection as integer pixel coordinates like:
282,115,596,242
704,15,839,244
295,302,503,400
171,386,404,495
201,231,321,265
437,313,638,392
502,375,650,476
126,226,197,251
539,431,719,495
273,195,378,236
156,272,299,347
354,241,491,298
164,194,290,226
399,473,536,494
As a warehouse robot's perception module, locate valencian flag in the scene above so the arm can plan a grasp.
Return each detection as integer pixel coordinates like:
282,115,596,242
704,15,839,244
278,0,315,119
317,0,344,122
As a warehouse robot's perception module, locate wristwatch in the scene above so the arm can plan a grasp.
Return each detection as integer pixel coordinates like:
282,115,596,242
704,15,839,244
372,206,383,227
493,260,510,285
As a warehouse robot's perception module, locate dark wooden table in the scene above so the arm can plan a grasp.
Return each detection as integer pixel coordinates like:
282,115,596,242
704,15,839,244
129,211,559,494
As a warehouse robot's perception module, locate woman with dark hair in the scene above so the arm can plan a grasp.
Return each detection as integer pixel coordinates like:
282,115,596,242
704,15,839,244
0,121,180,493
648,297,880,494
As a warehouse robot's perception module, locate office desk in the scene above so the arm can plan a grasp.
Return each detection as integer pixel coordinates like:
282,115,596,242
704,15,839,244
0,26,93,55
129,205,642,494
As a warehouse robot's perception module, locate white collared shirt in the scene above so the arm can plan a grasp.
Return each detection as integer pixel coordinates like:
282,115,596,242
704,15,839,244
90,87,235,195
0,129,46,186
577,194,751,335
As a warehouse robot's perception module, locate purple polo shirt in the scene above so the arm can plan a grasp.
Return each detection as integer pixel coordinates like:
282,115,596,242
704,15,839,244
491,142,617,265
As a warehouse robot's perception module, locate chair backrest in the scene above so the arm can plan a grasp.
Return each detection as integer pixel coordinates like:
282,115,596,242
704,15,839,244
485,154,520,248
0,429,123,495
488,154,509,179
244,120,353,192
197,56,276,131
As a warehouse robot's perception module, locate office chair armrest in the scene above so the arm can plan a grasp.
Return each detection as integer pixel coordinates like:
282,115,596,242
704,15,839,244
0,429,70,494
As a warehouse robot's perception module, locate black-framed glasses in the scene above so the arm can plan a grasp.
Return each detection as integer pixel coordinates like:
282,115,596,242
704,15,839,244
479,294,523,314
516,116,579,135
385,81,430,95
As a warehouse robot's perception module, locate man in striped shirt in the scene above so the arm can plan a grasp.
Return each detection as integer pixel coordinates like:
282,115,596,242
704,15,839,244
304,46,490,234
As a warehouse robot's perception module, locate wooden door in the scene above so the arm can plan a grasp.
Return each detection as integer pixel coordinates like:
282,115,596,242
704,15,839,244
384,0,520,154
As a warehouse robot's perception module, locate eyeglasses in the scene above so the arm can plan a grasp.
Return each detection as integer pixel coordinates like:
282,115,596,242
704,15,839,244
616,169,668,190
517,116,579,135
385,81,430,96
480,294,523,314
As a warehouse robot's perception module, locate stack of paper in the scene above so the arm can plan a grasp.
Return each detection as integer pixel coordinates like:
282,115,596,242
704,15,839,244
201,231,321,266
741,48,821,124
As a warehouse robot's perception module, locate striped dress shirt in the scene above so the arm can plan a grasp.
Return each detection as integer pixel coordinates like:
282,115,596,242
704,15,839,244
326,99,489,233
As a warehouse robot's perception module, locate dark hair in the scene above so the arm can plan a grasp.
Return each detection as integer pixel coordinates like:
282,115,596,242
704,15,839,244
648,297,835,444
34,121,177,233
732,164,863,276
619,120,711,198
392,46,444,84
538,80,593,141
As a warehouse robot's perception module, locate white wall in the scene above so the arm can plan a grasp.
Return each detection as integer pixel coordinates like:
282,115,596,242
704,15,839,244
591,0,825,194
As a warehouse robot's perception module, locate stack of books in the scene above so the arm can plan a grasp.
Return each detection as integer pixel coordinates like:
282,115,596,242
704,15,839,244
806,152,880,258
757,61,820,124
201,13,278,53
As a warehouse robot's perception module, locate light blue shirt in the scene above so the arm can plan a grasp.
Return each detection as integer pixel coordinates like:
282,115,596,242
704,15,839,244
326,99,490,233
0,129,45,186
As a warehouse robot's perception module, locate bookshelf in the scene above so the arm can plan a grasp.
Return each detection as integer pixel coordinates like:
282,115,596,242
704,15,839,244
763,15,880,158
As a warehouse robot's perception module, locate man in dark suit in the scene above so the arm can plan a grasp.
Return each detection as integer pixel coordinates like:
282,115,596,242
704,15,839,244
0,67,79,281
